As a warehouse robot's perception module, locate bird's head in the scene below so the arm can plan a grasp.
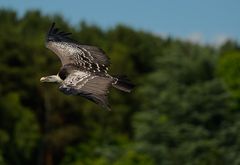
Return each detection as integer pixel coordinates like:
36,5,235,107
40,75,63,83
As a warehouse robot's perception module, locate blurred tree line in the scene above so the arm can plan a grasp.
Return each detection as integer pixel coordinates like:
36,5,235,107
0,9,240,165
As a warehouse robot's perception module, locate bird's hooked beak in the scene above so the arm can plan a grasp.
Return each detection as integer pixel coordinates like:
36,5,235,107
40,77,48,82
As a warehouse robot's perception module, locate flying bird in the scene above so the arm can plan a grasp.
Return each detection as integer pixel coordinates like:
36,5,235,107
40,23,134,110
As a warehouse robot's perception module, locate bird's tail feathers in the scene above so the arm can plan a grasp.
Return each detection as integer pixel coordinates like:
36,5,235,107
112,75,134,93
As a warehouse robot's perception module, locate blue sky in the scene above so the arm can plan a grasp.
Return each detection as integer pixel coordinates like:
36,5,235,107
1,0,239,45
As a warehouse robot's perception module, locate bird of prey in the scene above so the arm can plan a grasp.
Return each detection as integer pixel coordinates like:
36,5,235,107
40,23,134,110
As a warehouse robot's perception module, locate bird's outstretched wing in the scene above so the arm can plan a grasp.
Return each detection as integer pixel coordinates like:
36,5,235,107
46,23,110,70
59,70,113,110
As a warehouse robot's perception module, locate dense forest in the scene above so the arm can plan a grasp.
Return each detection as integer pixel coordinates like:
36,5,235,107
0,9,240,165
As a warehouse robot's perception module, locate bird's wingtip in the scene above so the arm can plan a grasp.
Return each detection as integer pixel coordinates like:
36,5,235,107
48,22,56,35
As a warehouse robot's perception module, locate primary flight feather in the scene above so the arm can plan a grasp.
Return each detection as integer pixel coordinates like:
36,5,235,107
40,23,134,110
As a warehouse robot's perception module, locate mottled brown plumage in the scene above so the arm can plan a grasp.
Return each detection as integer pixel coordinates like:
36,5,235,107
41,23,134,110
